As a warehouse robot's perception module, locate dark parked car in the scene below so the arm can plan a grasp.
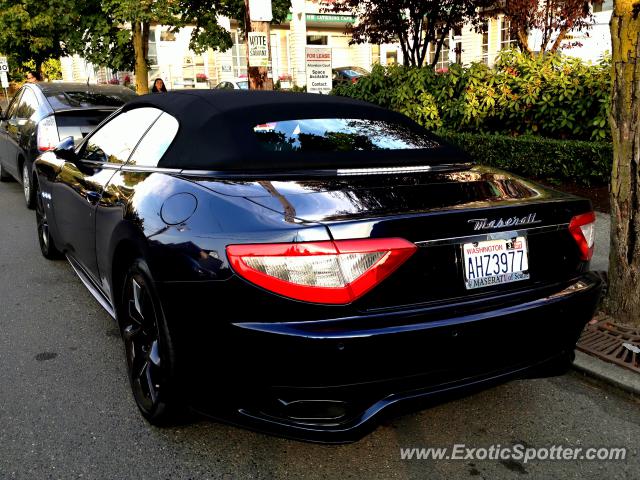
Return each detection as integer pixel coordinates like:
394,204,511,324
32,91,601,442
0,82,136,208
333,66,369,85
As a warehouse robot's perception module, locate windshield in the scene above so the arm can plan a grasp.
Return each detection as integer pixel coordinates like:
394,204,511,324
253,118,440,152
338,68,368,78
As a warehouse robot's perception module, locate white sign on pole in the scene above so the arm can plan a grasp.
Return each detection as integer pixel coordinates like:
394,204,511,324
305,48,332,94
0,57,9,73
249,0,273,21
0,72,8,89
248,32,269,67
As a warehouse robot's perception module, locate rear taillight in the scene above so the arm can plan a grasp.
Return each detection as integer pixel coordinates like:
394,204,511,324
569,212,596,261
226,238,417,304
37,116,60,152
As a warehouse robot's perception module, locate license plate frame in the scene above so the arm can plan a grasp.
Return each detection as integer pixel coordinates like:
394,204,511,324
462,235,530,290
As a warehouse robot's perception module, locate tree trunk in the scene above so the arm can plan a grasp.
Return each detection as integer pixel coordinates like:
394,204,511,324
549,27,568,52
516,28,532,54
606,0,640,326
244,0,273,90
133,21,149,95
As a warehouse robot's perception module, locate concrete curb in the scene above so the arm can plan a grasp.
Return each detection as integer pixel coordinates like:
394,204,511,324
573,350,640,396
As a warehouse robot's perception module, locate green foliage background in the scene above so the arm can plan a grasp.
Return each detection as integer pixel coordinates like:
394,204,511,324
333,50,611,142
440,131,612,185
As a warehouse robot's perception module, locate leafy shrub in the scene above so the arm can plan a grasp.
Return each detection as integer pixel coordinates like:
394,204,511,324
333,50,611,141
438,130,612,185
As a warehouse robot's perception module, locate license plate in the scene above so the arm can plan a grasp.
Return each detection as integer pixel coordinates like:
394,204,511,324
462,236,529,289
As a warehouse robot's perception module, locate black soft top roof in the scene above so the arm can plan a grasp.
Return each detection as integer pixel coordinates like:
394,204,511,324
123,90,465,171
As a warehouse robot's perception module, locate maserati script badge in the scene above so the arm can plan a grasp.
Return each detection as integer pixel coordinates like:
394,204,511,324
467,213,541,231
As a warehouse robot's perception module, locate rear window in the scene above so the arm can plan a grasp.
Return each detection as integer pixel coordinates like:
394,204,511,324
46,90,136,109
253,118,440,152
237,81,249,90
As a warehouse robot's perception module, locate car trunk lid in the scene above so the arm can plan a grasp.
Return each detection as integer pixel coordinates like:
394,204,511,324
191,166,593,309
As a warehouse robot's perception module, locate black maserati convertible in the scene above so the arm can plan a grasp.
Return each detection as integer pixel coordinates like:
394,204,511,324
32,90,602,442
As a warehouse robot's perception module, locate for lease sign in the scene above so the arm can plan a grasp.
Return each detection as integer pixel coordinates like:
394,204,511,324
305,48,332,94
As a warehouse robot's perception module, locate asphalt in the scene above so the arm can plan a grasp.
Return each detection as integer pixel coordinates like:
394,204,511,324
0,180,638,480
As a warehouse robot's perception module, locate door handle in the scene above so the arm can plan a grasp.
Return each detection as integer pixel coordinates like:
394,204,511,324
87,191,101,205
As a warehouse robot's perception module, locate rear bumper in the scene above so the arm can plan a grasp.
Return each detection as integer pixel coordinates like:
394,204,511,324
174,272,602,443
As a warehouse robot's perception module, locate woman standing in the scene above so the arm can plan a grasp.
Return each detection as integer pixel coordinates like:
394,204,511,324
151,78,167,93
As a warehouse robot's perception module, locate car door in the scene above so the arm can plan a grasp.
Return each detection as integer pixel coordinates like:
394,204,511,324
51,107,163,280
11,87,41,180
0,88,24,178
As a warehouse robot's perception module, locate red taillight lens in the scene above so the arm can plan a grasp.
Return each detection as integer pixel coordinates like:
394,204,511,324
226,238,417,304
37,116,60,152
569,211,596,261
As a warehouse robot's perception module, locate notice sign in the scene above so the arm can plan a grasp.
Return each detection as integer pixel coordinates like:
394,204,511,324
0,72,8,89
0,57,8,73
248,32,269,67
305,48,332,94
248,0,273,21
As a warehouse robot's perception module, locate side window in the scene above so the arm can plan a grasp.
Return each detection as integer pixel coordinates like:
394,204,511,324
15,88,39,119
128,113,179,167
80,107,163,164
5,89,24,119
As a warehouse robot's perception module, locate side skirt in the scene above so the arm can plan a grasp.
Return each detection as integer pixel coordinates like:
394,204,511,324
66,254,116,319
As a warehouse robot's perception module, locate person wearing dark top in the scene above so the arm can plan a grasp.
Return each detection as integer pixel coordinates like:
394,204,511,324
151,78,167,93
25,70,42,83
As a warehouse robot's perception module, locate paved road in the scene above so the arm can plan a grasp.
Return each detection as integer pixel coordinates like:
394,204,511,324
0,180,638,480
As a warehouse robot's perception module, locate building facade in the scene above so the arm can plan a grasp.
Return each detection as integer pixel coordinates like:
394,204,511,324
61,0,613,89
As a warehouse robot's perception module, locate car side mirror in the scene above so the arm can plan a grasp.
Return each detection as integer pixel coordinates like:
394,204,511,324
53,136,77,162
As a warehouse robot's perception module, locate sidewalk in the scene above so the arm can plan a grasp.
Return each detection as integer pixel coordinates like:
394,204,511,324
571,212,640,396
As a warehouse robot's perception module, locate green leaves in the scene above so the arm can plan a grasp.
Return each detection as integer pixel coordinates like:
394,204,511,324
439,131,612,186
0,0,73,77
333,50,612,142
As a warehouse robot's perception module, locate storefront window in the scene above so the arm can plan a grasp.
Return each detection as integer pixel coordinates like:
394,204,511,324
500,18,517,50
481,22,490,65
371,44,380,65
160,29,176,42
231,31,247,78
430,32,450,70
307,35,328,46
148,28,158,66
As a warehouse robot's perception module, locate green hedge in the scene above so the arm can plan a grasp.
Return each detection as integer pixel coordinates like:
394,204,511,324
332,50,611,141
438,131,612,186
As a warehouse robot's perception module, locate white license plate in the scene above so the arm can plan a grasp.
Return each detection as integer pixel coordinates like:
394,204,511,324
462,236,529,289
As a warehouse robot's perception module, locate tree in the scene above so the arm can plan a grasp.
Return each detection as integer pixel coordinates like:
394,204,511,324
606,0,640,326
180,0,291,53
500,0,599,54
70,1,291,94
66,0,184,94
324,0,493,68
0,0,77,79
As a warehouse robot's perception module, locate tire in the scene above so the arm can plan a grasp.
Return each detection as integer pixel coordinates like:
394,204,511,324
34,178,62,260
22,162,35,209
118,259,182,425
0,160,11,182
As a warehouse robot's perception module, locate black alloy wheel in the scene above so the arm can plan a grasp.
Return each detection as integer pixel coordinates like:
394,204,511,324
23,162,35,209
120,260,180,425
35,179,62,259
